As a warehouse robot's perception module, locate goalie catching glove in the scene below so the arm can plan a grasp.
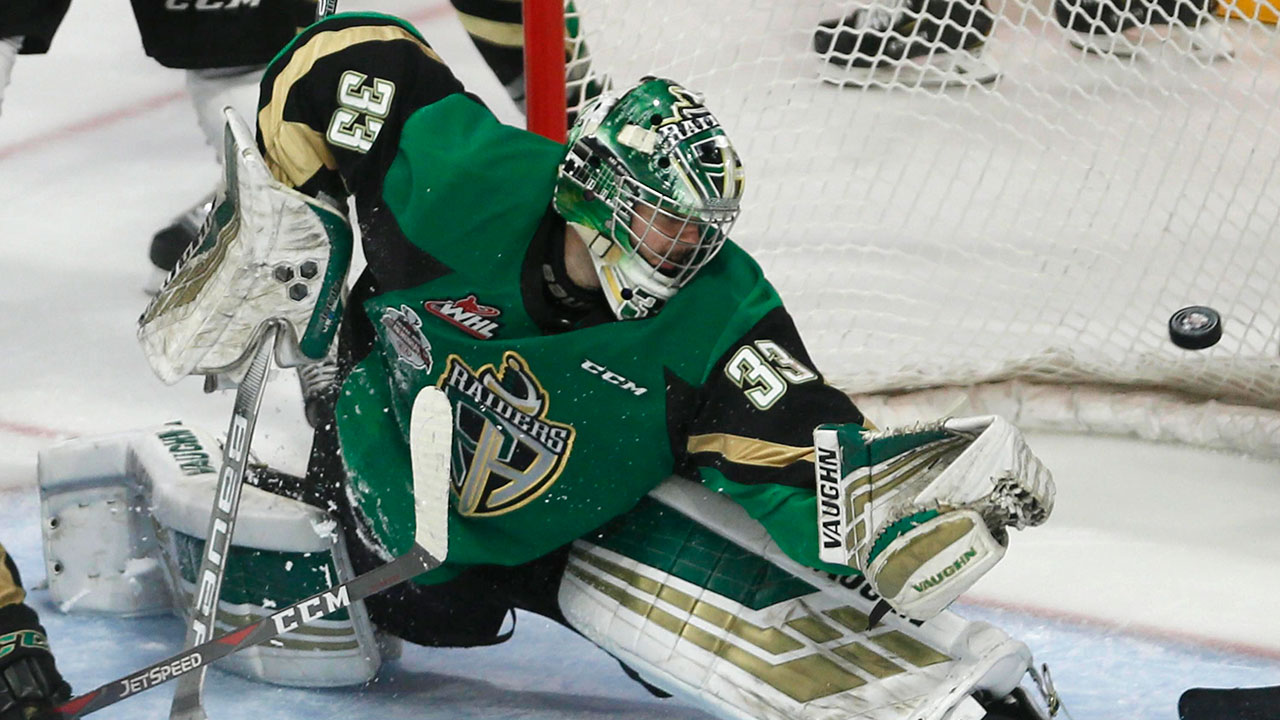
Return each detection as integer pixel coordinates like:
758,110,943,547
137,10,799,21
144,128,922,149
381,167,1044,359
138,108,352,384
815,415,1054,620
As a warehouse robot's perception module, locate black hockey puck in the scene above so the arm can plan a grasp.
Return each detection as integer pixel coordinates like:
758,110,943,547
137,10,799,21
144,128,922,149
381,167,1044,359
1168,306,1222,350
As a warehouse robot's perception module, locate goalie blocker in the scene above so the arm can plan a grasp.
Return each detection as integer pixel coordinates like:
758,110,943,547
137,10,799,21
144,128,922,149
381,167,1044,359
815,416,1055,620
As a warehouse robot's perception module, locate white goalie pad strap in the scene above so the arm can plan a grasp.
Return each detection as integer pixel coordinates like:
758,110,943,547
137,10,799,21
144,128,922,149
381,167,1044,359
559,478,1045,720
138,107,352,384
815,415,1054,619
38,424,382,687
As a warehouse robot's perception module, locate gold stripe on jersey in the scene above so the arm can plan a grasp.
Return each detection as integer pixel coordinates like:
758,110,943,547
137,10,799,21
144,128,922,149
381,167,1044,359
259,24,445,188
0,545,26,608
455,12,524,47
687,433,815,468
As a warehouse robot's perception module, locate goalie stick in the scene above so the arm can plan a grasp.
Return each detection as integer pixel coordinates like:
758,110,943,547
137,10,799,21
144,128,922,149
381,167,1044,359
168,324,280,720
1179,685,1280,720
56,386,453,719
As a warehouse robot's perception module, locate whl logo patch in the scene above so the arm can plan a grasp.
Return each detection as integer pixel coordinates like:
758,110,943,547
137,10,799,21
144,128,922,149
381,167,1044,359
381,305,433,372
425,295,502,339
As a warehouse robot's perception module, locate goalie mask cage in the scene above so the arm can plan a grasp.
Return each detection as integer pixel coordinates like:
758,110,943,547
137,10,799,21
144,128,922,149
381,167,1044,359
523,0,1280,458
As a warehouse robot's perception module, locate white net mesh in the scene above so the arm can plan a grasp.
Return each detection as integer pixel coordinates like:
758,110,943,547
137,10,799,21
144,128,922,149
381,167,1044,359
555,0,1280,449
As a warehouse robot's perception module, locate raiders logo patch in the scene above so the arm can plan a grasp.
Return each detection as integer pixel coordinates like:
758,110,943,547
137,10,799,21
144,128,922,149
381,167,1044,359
380,305,433,372
424,294,502,339
438,351,576,517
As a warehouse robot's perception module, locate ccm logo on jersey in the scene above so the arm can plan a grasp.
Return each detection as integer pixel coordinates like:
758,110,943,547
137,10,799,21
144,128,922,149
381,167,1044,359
164,0,259,10
424,295,502,339
581,359,647,396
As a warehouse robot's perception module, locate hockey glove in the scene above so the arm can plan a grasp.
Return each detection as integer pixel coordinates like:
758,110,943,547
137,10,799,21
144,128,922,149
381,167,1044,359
0,610,70,720
815,415,1054,620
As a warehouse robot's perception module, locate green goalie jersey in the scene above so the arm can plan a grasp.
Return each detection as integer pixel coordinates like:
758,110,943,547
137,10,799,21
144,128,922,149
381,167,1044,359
257,12,866,584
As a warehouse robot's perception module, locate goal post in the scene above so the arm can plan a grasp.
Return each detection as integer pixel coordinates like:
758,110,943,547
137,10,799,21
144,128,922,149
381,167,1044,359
522,0,1280,457
523,0,566,142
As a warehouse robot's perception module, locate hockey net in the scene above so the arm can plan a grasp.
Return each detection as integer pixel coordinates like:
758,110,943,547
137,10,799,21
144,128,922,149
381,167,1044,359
525,0,1280,457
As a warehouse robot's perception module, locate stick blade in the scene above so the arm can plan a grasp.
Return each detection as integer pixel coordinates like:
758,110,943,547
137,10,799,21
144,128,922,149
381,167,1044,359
409,386,452,561
1180,686,1280,720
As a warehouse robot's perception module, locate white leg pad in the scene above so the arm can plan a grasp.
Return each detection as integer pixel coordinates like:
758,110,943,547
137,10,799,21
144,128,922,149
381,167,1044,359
559,478,1054,720
37,423,382,687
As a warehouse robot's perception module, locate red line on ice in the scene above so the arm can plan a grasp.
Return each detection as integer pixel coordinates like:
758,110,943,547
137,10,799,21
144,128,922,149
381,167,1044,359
963,593,1280,662
0,89,187,162
0,3,454,162
0,420,73,440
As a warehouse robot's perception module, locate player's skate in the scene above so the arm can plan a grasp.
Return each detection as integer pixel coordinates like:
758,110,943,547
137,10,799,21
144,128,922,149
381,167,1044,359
1053,0,1145,56
1053,0,1233,60
813,0,1001,89
146,193,214,295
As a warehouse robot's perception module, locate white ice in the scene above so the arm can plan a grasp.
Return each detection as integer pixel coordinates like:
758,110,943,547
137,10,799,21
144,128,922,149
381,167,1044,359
1,2,1279,719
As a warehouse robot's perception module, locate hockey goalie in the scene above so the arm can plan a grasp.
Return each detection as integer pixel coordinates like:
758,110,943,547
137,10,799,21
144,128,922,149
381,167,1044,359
39,12,1063,720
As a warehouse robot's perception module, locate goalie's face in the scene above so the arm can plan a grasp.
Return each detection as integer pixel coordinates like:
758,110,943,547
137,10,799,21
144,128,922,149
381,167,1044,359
553,77,746,319
626,194,729,280
634,206,698,274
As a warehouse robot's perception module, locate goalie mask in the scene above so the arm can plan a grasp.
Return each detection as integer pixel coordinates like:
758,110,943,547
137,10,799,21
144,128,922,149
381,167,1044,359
553,77,745,320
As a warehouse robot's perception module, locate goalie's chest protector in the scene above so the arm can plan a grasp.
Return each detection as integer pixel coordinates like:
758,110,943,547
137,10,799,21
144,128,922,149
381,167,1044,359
341,269,767,580
335,96,775,580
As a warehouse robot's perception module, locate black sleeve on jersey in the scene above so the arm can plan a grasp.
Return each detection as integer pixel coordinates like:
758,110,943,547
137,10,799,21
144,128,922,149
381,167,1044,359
0,0,71,54
338,208,457,369
449,0,526,102
256,13,476,204
678,306,866,489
